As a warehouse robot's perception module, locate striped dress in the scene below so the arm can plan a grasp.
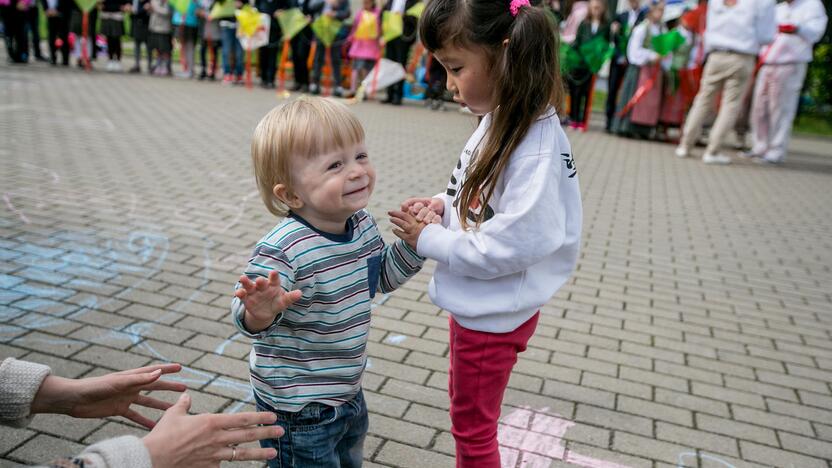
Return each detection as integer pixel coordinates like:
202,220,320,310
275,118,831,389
231,210,424,412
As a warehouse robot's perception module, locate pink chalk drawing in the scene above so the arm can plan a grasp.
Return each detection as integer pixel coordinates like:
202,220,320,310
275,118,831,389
498,406,632,468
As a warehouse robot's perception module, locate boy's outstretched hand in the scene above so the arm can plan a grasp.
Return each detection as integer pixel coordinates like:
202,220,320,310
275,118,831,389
235,271,302,333
388,209,441,251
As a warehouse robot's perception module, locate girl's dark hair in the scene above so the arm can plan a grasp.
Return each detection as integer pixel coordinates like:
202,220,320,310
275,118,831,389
419,0,564,229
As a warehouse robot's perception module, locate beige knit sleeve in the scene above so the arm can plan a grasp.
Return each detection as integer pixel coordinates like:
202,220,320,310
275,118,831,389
0,358,51,428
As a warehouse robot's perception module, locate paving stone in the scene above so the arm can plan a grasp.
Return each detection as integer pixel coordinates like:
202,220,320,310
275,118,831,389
5,61,832,468
27,414,104,441
739,441,827,468
777,432,832,460
617,396,693,427
375,441,454,468
612,432,691,465
7,434,85,465
575,404,652,437
0,426,35,456
655,422,739,457
368,414,436,448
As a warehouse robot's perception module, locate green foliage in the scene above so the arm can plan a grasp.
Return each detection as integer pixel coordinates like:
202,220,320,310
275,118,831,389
803,44,832,114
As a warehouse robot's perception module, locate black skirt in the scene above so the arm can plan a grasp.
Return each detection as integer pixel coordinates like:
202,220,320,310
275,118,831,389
133,16,150,42
148,32,172,53
100,17,124,37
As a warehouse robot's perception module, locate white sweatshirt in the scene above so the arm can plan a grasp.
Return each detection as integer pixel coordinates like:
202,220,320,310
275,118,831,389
416,107,583,333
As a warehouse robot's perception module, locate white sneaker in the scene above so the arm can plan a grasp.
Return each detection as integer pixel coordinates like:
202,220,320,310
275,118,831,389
111,61,122,72
737,150,761,160
105,60,114,71
674,146,690,158
702,152,732,165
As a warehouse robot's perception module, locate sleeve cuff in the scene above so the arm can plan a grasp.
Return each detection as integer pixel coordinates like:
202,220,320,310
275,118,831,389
416,223,458,265
0,358,51,427
82,435,153,468
232,300,282,340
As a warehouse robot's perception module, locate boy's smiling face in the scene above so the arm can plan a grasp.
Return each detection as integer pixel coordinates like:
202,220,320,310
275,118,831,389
275,142,375,234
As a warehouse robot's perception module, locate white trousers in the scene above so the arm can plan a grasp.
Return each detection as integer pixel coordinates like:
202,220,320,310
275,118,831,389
750,62,807,163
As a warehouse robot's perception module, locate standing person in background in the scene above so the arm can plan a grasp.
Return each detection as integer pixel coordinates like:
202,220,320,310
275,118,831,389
309,0,350,95
742,0,827,165
213,0,244,85
380,0,417,105
345,0,380,98
130,0,152,72
256,0,289,88
70,0,99,65
42,0,73,65
674,0,776,165
25,0,48,61
148,0,173,75
611,0,666,138
289,0,323,92
560,0,587,43
197,0,220,79
173,0,199,78
2,0,31,63
100,0,130,71
605,0,644,132
566,0,610,129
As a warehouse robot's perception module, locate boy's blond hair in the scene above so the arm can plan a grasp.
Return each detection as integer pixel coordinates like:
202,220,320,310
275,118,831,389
251,96,365,217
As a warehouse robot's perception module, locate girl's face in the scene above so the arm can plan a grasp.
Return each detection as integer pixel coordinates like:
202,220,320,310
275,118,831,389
363,0,373,9
649,5,664,22
589,0,605,20
434,44,495,115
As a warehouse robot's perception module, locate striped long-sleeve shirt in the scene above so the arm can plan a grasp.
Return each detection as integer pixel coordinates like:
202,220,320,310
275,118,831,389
231,210,424,412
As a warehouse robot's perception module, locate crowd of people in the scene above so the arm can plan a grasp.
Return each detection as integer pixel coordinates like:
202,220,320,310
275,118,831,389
2,0,827,161
556,0,827,165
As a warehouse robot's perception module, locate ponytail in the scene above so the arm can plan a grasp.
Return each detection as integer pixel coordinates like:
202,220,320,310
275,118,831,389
420,0,563,229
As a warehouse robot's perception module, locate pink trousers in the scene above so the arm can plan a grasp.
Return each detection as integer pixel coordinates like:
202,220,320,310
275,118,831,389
448,312,540,468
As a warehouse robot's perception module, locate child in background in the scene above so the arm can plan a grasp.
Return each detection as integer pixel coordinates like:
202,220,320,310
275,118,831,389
99,0,129,71
345,0,381,98
148,0,173,75
213,0,244,85
309,0,351,96
611,0,667,138
255,0,289,89
197,0,220,80
172,0,199,78
130,0,153,72
391,0,582,465
566,0,610,129
232,96,432,467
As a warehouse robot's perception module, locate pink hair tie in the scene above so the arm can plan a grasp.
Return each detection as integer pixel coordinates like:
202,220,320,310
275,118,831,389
509,0,530,16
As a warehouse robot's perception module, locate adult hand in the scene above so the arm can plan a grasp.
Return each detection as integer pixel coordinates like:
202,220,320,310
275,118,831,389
31,363,187,429
611,21,620,34
143,393,283,468
235,271,303,333
46,7,59,16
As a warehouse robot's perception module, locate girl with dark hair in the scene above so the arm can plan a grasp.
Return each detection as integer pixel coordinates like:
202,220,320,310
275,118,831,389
566,0,610,129
390,0,582,465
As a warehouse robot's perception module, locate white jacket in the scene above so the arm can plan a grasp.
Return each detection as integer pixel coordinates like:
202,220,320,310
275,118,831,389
763,0,828,65
417,107,583,333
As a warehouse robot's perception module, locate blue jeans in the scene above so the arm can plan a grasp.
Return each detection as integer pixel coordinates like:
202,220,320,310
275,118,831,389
220,24,243,77
256,389,368,468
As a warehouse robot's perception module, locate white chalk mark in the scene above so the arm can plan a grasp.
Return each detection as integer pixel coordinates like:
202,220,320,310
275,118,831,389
3,193,30,224
498,407,632,468
384,334,407,345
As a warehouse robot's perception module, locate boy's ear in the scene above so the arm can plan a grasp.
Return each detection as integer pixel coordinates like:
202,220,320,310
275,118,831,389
273,184,303,210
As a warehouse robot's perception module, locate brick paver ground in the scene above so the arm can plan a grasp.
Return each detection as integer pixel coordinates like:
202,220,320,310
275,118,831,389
1,60,831,468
